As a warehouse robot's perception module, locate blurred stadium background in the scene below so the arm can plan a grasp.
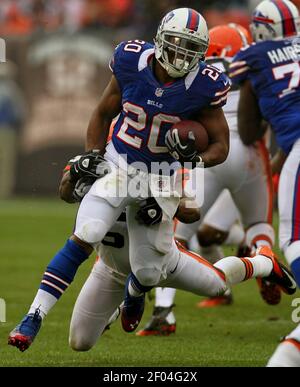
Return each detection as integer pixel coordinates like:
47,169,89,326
0,0,298,198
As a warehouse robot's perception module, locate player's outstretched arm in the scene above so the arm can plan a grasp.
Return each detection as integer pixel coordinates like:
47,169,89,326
85,75,122,152
59,150,110,203
59,171,76,203
175,198,200,224
238,80,267,145
196,107,229,168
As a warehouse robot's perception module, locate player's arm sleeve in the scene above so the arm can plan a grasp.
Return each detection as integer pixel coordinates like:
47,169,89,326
208,73,231,109
59,169,77,204
229,48,252,86
109,43,124,74
175,197,201,224
109,42,132,91
192,71,230,167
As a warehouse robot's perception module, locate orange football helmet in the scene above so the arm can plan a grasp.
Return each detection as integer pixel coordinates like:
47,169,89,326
206,23,253,58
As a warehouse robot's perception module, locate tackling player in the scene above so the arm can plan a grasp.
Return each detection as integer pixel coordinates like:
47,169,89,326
57,163,296,352
229,0,300,367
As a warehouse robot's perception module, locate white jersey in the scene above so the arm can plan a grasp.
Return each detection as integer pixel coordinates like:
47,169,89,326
207,56,239,132
223,89,239,132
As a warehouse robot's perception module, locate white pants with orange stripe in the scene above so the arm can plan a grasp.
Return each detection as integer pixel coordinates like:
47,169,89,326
69,234,227,351
175,133,274,247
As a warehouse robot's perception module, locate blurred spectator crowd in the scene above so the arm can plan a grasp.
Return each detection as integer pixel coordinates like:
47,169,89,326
0,0,263,39
0,0,300,39
0,0,299,198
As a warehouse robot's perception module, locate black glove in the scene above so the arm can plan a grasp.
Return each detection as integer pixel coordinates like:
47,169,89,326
136,197,163,226
72,176,95,202
165,129,202,168
69,150,110,183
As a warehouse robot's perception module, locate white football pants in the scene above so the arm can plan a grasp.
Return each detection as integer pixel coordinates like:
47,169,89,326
69,243,226,351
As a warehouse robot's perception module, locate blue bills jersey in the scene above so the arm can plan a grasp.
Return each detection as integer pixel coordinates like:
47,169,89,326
230,39,300,154
109,40,230,169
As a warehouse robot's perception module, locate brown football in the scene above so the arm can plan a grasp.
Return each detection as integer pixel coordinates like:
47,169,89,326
171,120,209,153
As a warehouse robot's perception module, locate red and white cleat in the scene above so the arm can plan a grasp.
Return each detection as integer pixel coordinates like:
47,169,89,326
8,310,42,352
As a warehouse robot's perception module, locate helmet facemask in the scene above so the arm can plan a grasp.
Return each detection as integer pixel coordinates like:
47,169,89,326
155,32,208,78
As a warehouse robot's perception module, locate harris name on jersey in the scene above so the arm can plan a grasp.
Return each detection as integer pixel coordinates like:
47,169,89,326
268,40,300,64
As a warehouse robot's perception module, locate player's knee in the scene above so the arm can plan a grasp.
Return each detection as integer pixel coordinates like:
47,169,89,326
197,225,228,247
206,274,227,297
69,315,100,352
283,240,300,263
131,245,166,286
134,268,161,287
75,220,108,245
69,334,95,352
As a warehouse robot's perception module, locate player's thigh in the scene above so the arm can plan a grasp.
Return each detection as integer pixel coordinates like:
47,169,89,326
279,141,300,250
74,190,129,245
96,219,131,275
231,142,272,227
69,260,124,351
161,245,227,297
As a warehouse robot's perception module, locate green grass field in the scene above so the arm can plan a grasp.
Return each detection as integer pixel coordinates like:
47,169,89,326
0,198,298,367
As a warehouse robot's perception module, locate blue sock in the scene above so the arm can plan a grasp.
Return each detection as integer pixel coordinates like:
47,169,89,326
127,272,152,297
40,239,90,299
291,257,300,288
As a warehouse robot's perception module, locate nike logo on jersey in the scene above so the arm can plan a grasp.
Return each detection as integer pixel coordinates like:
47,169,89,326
170,261,179,274
224,79,231,87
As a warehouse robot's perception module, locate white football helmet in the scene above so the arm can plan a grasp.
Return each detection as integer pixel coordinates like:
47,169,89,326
251,0,300,42
154,8,209,78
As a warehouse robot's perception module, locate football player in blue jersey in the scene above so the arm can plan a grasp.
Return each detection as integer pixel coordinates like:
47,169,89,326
137,23,280,337
229,0,300,367
8,7,296,352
